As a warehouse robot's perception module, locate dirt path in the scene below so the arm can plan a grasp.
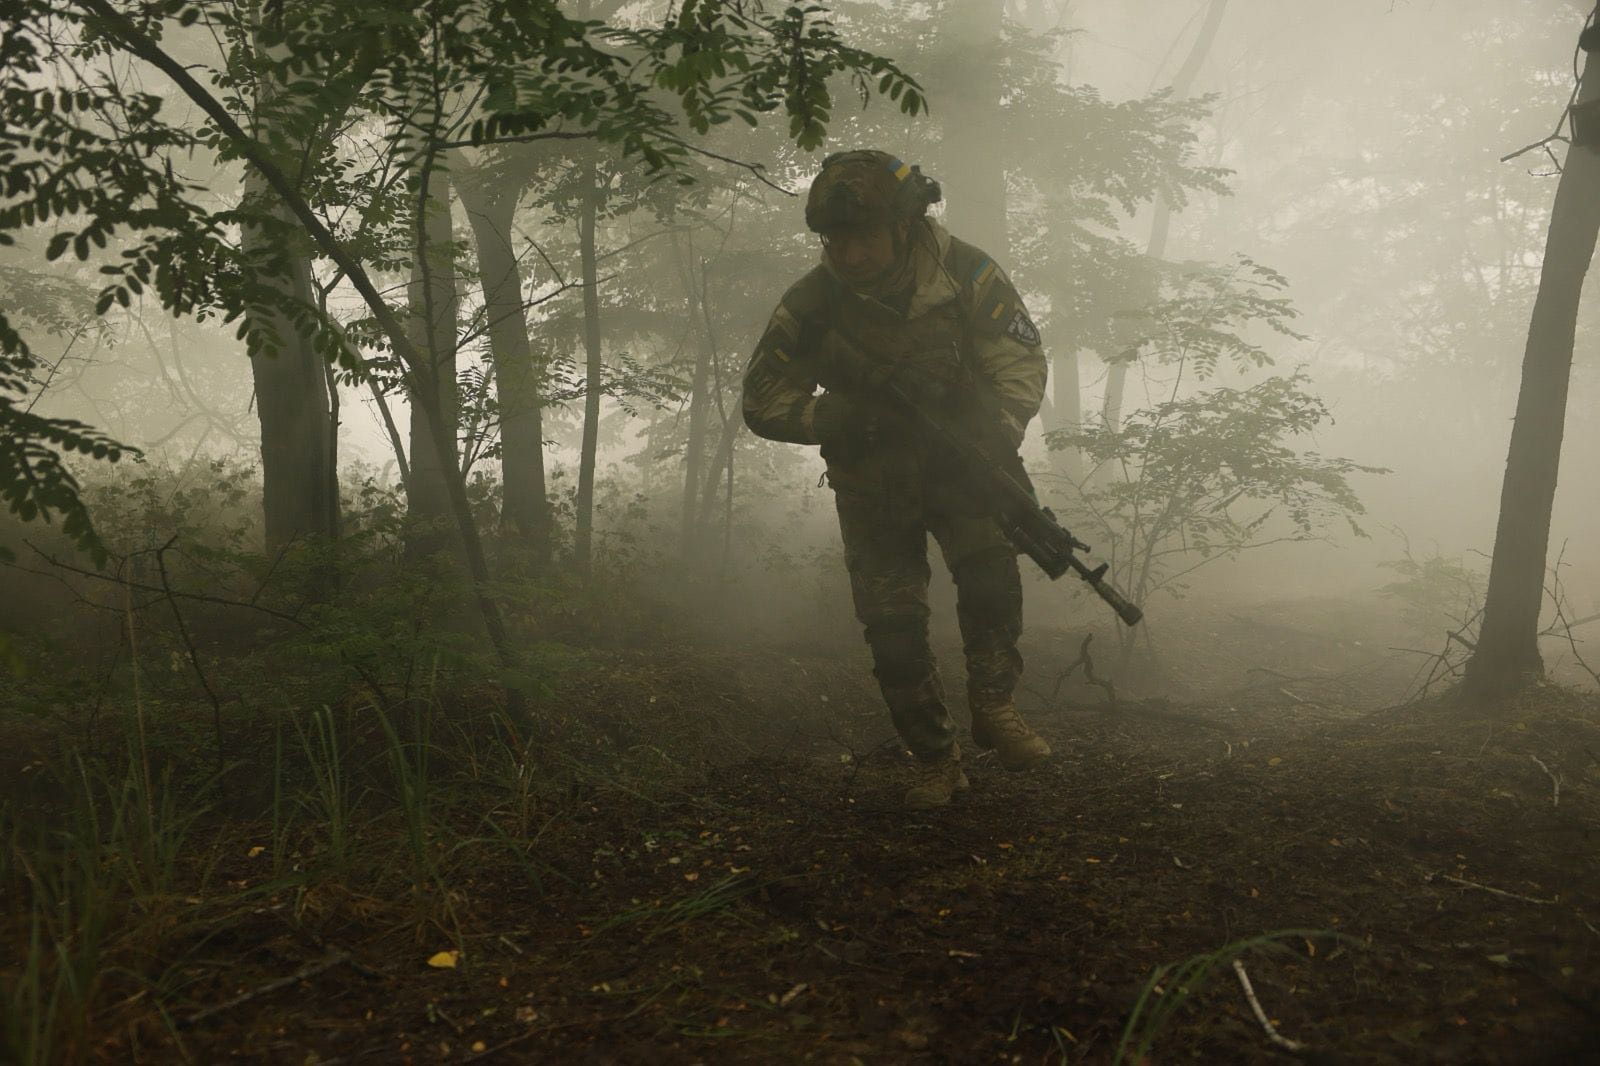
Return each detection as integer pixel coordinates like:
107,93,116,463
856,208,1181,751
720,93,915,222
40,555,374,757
126,647,1599,1065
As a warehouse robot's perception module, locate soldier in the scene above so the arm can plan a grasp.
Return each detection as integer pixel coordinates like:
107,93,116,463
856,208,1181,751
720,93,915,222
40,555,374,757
742,149,1051,809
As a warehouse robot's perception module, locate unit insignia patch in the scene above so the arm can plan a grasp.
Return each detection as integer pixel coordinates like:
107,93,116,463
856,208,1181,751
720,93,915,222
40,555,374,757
1005,308,1040,346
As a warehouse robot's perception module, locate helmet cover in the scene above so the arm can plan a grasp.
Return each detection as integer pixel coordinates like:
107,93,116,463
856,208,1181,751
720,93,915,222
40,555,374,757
804,150,939,232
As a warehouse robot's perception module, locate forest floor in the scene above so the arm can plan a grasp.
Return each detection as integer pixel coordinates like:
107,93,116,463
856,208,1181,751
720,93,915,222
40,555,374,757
4,601,1599,1064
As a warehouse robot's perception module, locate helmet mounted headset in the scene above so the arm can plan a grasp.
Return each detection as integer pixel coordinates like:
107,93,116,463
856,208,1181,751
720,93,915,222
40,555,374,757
804,150,943,234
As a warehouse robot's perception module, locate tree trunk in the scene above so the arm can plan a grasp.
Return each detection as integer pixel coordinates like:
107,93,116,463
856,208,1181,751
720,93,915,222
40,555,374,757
937,0,1009,260
405,165,460,549
696,411,738,533
459,171,552,566
240,56,338,552
574,163,605,576
677,237,716,566
1464,40,1600,704
1049,344,1085,482
1102,0,1228,433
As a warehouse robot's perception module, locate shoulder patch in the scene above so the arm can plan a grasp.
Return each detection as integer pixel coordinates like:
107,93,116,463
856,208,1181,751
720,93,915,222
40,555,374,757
1005,307,1040,347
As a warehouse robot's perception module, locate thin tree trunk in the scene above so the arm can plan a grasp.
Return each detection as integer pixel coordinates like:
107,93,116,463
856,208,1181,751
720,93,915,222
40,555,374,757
1102,0,1228,433
1049,344,1085,482
460,171,552,566
696,411,738,532
574,163,604,576
405,165,460,552
678,237,715,566
1464,38,1600,704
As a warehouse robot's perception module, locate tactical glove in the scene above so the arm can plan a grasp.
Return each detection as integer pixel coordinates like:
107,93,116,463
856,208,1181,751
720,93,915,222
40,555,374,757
812,392,915,460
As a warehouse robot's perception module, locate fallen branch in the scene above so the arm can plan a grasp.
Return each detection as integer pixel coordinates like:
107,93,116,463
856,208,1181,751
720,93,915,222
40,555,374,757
1425,872,1557,905
1530,755,1561,807
1231,959,1307,1052
179,950,353,1029
1049,634,1117,710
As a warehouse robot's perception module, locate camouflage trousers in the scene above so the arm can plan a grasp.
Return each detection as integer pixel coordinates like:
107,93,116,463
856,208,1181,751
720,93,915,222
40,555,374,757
834,493,1024,760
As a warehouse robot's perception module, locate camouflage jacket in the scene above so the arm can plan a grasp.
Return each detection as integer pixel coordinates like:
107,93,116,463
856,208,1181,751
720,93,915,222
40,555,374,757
741,219,1047,454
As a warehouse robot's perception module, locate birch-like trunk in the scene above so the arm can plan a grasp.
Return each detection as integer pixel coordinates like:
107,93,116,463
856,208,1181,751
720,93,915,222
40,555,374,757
574,164,604,576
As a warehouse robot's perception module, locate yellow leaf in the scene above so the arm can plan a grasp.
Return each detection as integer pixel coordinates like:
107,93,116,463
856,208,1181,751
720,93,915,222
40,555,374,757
471,1041,487,1053
246,845,265,858
1268,757,1282,766
427,950,459,969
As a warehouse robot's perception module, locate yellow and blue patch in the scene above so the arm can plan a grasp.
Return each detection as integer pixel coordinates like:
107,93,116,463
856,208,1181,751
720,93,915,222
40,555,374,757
886,157,913,182
972,259,997,288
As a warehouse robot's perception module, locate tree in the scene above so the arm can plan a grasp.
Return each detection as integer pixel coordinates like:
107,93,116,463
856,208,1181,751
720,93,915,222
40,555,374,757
1464,14,1600,703
1048,258,1381,654
574,158,607,576
456,154,554,563
1,0,925,720
1100,0,1227,436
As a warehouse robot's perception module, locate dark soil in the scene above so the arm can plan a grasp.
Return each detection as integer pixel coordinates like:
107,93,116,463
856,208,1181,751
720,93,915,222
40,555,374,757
14,617,1600,1064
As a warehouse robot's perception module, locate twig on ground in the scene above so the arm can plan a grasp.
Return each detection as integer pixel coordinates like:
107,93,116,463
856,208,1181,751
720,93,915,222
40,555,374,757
1278,687,1307,705
1231,959,1307,1052
179,950,353,1029
1050,634,1117,710
1425,872,1557,905
1529,755,1561,807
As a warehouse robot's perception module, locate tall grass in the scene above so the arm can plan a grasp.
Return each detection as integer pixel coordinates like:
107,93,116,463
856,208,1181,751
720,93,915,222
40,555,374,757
0,744,202,1065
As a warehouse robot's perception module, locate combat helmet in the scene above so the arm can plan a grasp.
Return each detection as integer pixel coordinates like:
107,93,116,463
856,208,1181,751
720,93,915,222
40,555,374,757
804,149,942,233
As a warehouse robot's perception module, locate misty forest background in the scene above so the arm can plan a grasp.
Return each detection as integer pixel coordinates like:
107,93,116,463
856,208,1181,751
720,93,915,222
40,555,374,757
7,0,1600,693
2,0,1600,1062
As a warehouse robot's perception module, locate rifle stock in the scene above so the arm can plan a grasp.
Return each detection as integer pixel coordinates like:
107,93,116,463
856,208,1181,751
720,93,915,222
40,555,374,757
826,328,1143,627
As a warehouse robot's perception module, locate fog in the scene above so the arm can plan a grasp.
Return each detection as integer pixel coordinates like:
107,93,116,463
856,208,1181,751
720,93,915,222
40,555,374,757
13,2,1597,641
3,3,1600,1058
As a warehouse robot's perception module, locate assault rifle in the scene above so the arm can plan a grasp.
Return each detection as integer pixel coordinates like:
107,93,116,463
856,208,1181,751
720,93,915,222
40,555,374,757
826,328,1143,627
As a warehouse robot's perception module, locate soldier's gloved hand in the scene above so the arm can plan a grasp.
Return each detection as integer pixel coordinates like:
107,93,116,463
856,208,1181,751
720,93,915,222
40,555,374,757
812,392,915,459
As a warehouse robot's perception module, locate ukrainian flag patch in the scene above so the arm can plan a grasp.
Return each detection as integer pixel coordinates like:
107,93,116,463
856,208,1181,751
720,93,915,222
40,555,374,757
887,157,912,181
973,259,997,287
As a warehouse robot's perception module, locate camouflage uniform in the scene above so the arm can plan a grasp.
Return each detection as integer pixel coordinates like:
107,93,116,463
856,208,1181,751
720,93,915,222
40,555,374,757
742,158,1047,762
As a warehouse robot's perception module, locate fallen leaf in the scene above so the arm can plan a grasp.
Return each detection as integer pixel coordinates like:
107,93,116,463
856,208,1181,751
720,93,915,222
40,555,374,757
779,982,808,1007
426,950,459,969
471,1041,486,1053
1268,757,1283,767
246,845,265,858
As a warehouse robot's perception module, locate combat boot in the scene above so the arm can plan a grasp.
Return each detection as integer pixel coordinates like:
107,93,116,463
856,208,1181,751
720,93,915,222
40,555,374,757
904,742,969,810
971,700,1051,770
